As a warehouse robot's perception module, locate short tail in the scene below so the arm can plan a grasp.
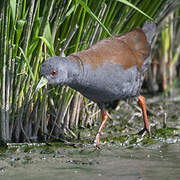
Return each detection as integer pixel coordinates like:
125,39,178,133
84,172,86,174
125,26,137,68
142,21,157,44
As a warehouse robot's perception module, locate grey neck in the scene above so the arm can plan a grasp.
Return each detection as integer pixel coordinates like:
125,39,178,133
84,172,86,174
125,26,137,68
65,58,83,86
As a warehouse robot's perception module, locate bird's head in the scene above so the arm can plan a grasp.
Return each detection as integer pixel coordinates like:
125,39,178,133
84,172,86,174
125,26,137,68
35,56,69,92
40,56,69,85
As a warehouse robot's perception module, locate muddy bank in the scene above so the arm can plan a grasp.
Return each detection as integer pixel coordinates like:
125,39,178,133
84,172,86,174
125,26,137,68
0,95,180,180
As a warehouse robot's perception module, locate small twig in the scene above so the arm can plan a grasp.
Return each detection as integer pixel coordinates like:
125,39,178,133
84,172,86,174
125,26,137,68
89,3,107,46
65,127,77,139
21,122,31,143
163,112,167,128
60,25,79,56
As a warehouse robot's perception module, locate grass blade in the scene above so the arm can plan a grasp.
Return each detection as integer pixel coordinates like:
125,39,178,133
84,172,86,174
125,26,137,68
116,0,154,20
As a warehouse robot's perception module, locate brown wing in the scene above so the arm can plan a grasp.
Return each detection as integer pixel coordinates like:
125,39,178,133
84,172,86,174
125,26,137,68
68,28,149,71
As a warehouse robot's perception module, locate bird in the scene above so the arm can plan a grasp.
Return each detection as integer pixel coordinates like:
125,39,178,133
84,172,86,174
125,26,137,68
36,21,156,146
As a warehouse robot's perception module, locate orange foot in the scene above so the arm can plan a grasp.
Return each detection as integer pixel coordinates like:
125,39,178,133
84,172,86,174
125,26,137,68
94,132,101,146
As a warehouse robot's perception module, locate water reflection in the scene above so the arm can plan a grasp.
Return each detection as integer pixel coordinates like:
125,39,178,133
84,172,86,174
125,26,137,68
1,143,180,180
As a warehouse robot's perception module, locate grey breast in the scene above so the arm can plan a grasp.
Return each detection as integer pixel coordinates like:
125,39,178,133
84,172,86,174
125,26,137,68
71,61,141,103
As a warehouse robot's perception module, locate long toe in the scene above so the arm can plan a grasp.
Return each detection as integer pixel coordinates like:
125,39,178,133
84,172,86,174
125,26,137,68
138,127,151,136
94,134,100,146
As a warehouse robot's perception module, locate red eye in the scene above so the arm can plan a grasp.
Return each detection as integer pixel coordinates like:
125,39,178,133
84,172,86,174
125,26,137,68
51,70,57,76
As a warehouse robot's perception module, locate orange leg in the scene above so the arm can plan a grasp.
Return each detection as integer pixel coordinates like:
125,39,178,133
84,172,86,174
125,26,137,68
138,95,150,135
94,109,108,146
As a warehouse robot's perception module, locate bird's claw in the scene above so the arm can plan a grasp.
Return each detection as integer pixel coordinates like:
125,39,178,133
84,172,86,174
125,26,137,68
138,127,151,136
94,133,100,146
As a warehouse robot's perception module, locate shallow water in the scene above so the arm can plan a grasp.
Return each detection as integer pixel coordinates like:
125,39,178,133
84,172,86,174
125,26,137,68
1,95,180,180
0,143,180,180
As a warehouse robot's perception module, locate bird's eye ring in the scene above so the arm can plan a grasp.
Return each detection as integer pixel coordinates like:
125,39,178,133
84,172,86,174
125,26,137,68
51,70,57,76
